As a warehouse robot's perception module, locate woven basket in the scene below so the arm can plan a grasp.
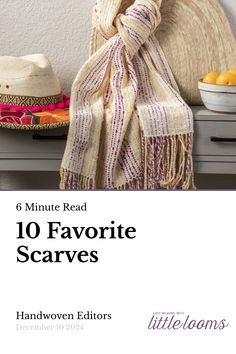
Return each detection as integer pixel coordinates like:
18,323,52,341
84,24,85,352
157,0,236,105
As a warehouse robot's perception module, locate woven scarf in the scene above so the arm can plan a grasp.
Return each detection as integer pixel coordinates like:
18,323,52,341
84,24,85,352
60,0,194,190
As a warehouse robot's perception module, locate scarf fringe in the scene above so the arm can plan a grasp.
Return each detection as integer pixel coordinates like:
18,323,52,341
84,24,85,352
144,133,195,190
60,170,95,190
117,178,143,191
60,133,195,190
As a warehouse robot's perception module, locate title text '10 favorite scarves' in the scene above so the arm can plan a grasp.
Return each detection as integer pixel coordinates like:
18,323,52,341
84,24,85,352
60,0,194,190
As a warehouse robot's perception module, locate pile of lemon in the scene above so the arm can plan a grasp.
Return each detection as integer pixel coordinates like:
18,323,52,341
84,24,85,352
203,69,236,85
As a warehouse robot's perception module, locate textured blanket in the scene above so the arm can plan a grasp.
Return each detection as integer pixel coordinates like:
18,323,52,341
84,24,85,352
60,0,194,190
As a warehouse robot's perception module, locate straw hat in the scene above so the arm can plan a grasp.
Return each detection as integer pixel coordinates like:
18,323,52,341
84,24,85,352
0,54,70,130
156,0,236,105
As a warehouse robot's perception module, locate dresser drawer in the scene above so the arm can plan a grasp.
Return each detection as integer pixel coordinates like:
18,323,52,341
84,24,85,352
194,120,236,156
0,128,68,156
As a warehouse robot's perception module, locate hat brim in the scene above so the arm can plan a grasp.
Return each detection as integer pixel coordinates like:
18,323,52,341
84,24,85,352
0,108,70,130
0,120,69,130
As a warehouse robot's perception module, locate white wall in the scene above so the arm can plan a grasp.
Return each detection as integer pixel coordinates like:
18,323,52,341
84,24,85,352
221,0,236,34
0,0,94,95
0,0,235,96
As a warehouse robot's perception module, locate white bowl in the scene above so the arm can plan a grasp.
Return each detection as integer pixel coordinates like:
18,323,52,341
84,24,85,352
198,80,236,113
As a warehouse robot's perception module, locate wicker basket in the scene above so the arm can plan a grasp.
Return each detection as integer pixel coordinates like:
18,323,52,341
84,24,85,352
157,0,236,104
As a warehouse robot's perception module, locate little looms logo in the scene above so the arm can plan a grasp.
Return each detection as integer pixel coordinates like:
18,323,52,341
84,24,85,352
148,312,229,331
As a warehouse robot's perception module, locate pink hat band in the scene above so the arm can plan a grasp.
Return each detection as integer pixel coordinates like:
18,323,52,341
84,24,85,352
0,94,70,112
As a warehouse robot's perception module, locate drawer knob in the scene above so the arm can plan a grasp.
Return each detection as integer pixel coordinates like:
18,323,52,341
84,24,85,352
210,136,236,143
32,134,67,141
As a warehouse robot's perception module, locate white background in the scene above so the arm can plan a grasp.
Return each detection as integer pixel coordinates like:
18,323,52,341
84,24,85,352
0,191,235,353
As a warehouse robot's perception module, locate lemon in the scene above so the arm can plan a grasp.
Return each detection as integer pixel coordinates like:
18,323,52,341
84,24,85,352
227,69,236,76
203,72,220,84
216,72,236,86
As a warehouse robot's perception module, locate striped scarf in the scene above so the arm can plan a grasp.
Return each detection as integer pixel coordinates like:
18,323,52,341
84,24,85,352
60,0,194,190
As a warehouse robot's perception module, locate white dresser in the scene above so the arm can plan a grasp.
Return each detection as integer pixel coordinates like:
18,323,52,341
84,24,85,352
0,107,236,175
193,107,236,174
0,128,67,172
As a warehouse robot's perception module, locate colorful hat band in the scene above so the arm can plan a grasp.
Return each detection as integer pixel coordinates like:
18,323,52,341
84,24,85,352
0,94,70,112
0,92,63,106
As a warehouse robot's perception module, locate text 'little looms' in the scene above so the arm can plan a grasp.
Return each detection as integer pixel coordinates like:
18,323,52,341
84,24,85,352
18,221,137,240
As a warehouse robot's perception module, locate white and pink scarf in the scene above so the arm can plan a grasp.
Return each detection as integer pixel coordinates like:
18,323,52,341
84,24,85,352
60,0,194,190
